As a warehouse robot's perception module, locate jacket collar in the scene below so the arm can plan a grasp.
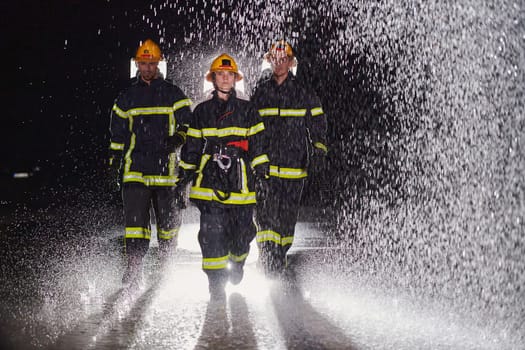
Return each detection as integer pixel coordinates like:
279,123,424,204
135,75,164,87
271,71,295,88
212,89,237,101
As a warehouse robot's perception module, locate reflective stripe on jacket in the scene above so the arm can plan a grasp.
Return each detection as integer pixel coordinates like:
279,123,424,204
182,91,269,205
109,77,192,186
251,74,327,179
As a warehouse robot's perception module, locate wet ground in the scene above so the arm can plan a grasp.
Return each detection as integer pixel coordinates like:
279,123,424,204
0,199,522,349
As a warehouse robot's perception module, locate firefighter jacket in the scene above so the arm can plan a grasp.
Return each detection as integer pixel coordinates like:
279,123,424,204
109,77,192,187
251,73,328,179
180,90,269,205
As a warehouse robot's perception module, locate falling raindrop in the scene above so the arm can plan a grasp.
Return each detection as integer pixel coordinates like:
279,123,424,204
2,1,524,349
136,1,524,347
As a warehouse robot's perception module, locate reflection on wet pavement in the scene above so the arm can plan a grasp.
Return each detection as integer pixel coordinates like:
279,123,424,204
0,208,522,349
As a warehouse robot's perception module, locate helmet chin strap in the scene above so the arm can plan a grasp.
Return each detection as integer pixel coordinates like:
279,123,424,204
213,82,235,95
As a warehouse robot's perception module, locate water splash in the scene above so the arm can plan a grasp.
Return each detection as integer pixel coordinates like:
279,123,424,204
139,0,525,345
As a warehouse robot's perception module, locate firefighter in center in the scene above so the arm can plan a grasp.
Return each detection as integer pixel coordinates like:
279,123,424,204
177,53,269,300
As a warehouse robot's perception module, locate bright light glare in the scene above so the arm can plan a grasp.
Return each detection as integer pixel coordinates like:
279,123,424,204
176,223,201,252
225,264,272,300
149,222,260,265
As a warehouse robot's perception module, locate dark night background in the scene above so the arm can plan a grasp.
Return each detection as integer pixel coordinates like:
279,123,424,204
3,1,160,200
2,1,402,221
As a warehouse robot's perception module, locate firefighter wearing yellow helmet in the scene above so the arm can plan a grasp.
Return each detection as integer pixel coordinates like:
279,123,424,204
205,53,243,96
107,39,193,289
264,39,295,64
135,39,163,62
252,39,328,278
177,53,269,300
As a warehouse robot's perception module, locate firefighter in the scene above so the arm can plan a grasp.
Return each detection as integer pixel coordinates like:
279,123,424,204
108,39,192,288
251,40,328,278
177,53,269,299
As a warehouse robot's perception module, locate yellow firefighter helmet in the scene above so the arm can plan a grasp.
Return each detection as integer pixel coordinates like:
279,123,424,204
265,39,295,60
206,53,243,82
134,39,163,62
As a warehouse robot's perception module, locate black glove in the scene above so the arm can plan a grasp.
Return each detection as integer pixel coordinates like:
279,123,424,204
254,164,270,203
176,168,196,187
165,133,186,153
105,157,121,193
174,168,195,209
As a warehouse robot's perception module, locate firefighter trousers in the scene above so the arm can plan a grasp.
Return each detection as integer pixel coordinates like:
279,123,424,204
255,177,305,275
197,204,256,282
122,183,182,260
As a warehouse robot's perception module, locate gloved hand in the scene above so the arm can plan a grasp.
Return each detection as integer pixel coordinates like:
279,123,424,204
174,168,195,209
254,164,270,203
176,168,196,187
165,133,186,153
105,157,122,193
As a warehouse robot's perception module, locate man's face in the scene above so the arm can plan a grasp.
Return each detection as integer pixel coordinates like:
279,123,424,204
269,52,294,77
137,61,159,83
214,70,236,92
